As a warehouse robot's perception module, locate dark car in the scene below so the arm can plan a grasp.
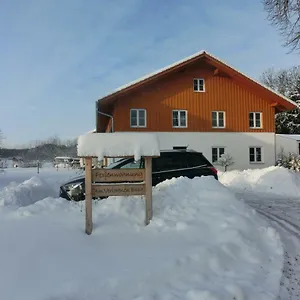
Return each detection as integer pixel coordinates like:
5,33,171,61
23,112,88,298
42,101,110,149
59,148,218,201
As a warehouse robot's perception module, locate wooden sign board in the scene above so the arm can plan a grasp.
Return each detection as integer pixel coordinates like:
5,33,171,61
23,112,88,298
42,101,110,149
83,156,153,235
92,169,145,183
92,183,145,197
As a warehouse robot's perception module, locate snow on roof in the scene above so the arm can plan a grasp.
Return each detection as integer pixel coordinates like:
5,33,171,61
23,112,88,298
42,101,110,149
98,50,296,108
276,134,300,141
86,129,96,134
206,52,296,108
99,50,206,100
77,132,160,160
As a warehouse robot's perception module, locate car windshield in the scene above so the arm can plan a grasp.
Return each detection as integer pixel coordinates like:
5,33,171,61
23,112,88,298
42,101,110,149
105,158,142,169
105,158,128,169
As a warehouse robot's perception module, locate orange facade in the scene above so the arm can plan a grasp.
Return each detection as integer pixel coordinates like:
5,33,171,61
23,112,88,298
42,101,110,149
98,60,275,133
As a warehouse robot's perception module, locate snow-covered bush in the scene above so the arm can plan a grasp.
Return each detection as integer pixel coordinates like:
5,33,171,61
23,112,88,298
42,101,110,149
217,153,234,172
289,154,300,171
276,149,300,171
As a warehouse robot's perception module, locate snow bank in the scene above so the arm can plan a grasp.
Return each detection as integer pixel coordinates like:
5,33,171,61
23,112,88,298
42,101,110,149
77,132,160,160
0,176,283,300
220,166,300,198
0,176,57,208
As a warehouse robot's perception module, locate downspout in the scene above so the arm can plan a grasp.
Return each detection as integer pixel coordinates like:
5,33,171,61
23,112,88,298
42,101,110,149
95,101,114,133
96,100,115,164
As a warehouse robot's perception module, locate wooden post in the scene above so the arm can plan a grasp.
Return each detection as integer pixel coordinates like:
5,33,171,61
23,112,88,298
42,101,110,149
103,157,108,167
85,157,93,235
144,157,153,225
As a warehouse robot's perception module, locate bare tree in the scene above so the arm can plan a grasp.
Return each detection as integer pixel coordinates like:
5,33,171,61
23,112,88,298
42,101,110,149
217,153,234,172
46,135,62,146
260,66,300,133
260,67,291,95
263,0,300,52
64,138,77,148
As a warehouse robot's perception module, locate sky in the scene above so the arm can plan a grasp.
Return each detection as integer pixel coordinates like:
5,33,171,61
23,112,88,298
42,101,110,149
1,0,300,147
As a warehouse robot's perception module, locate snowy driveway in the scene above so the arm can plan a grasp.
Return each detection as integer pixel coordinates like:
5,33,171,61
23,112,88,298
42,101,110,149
234,192,300,300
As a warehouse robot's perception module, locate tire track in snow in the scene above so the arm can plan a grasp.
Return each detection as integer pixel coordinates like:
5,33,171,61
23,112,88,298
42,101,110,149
233,192,300,300
253,209,300,300
255,209,300,240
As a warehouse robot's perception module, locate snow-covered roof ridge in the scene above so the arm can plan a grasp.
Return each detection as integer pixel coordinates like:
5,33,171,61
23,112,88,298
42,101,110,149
98,50,296,108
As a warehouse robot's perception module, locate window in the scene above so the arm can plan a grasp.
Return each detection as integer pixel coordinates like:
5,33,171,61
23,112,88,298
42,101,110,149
107,158,142,169
130,109,146,127
186,152,210,168
212,111,225,128
249,147,262,163
119,159,141,169
193,79,205,92
249,112,262,128
212,147,225,163
172,110,187,128
152,153,187,172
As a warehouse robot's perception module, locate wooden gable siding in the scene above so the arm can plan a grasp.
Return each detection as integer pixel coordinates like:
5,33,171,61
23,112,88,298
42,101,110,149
104,61,275,132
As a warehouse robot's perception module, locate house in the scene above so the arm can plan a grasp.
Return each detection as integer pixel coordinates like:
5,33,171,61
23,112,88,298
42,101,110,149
276,134,300,158
95,50,296,170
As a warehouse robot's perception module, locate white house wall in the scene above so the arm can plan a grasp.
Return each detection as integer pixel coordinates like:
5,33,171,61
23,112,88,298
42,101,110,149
121,132,275,171
275,135,298,158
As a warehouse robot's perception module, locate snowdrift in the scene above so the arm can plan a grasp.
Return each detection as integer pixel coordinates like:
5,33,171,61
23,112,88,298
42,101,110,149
0,176,57,207
0,175,283,300
220,166,300,198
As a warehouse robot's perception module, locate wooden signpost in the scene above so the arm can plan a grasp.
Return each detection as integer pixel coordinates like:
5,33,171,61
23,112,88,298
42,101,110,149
83,156,153,235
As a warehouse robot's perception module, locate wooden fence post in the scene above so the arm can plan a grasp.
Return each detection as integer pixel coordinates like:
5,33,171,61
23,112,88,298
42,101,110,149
144,157,153,225
85,157,93,235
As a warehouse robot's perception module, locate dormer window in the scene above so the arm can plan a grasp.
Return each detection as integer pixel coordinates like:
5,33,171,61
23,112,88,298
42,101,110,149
193,78,205,92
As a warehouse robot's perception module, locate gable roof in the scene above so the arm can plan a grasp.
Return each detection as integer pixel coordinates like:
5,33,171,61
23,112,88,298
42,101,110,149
98,50,296,111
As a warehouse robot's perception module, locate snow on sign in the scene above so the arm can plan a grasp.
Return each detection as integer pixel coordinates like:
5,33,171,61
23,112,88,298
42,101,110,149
77,132,160,161
77,132,160,235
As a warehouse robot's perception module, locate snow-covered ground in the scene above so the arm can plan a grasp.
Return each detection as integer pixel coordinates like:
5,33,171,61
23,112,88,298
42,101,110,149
220,166,300,199
220,166,300,300
0,167,284,300
0,167,79,191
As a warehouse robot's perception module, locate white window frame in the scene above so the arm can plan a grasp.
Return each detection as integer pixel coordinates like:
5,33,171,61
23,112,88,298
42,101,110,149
130,109,147,128
172,110,188,128
212,111,225,128
249,112,262,129
249,146,263,163
212,147,225,163
193,78,205,92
